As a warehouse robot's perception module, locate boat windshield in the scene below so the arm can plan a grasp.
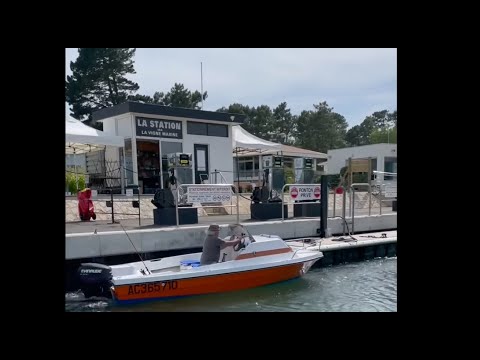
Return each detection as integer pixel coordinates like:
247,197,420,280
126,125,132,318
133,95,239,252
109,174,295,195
227,224,255,243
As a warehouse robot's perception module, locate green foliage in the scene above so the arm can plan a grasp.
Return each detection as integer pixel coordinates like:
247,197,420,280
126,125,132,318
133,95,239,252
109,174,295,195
353,172,368,184
284,167,295,185
369,127,397,144
345,109,397,146
294,102,348,153
337,165,368,187
131,83,207,110
135,83,207,109
217,103,256,134
327,174,341,188
66,48,139,123
217,102,296,145
65,172,86,194
270,102,297,145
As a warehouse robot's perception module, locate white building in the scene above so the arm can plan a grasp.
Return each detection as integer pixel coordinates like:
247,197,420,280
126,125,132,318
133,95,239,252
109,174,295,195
326,143,397,184
92,102,246,194
232,126,328,192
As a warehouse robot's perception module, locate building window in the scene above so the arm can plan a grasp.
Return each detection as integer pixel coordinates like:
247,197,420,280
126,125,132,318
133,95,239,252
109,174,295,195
384,157,397,181
234,156,260,179
187,121,228,137
187,122,207,136
207,123,228,137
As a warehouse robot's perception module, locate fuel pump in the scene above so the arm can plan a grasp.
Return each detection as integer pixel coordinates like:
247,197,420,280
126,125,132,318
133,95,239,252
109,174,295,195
166,153,193,205
262,155,284,202
294,157,315,184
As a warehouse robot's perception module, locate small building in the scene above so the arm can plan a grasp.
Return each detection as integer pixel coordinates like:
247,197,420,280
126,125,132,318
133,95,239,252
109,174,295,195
232,126,328,192
92,102,245,194
326,143,397,183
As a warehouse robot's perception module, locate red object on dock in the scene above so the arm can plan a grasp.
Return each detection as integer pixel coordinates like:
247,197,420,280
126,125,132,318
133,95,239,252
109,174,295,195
78,188,96,221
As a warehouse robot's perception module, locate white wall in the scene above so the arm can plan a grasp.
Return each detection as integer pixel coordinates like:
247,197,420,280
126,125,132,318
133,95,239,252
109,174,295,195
100,112,237,186
117,115,133,137
183,133,234,184
101,117,116,135
326,144,397,176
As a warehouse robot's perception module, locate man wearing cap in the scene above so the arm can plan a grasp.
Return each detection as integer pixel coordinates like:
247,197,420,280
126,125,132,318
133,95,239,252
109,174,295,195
200,224,242,265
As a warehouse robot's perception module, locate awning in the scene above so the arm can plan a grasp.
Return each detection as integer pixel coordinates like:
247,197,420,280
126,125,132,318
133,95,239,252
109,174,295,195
65,116,124,154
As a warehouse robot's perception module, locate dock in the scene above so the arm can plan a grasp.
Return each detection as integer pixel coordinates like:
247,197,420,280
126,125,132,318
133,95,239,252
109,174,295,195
65,213,396,260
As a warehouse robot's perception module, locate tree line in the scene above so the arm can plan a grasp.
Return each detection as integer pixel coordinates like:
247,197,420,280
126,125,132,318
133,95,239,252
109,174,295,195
66,48,396,154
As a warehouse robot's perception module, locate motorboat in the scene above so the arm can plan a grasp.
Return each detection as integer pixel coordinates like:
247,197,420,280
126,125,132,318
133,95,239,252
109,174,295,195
77,224,323,304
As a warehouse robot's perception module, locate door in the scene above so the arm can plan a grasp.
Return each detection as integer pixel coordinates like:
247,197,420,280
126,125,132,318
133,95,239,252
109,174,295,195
194,144,209,184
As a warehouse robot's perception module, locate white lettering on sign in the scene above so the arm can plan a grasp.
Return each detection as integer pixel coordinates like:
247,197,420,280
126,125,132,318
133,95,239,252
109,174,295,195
135,117,183,139
289,185,321,201
385,185,397,198
187,186,232,203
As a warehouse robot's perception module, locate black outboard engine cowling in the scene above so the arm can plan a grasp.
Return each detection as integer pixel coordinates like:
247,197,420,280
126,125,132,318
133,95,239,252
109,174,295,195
77,263,113,299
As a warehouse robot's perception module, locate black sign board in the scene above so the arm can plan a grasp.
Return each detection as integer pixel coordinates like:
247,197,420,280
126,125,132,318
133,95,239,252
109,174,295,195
135,117,183,139
273,156,283,167
304,158,313,169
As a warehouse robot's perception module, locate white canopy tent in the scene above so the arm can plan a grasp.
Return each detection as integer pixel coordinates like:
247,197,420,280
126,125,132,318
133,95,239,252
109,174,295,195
65,116,125,192
66,116,124,154
231,125,282,188
232,125,281,153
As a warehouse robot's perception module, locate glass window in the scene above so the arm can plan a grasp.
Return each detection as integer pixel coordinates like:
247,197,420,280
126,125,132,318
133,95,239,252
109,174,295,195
196,149,207,171
187,121,228,137
370,158,378,180
384,157,397,180
207,123,228,137
136,140,161,194
187,122,207,135
161,141,182,155
161,141,183,189
124,139,133,185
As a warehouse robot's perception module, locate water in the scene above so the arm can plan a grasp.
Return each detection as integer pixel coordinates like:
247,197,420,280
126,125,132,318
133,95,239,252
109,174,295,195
65,257,397,312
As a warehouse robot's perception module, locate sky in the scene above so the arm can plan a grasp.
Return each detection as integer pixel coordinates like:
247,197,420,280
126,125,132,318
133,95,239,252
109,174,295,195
65,48,396,128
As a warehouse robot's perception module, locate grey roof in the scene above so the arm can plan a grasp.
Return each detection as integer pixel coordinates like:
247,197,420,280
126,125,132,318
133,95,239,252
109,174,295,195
92,101,246,124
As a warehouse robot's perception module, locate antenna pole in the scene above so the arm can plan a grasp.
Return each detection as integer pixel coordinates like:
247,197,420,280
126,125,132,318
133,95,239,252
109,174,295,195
201,62,204,110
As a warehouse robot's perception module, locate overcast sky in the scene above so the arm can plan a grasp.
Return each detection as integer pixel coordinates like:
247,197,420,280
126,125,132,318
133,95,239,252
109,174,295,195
65,48,396,128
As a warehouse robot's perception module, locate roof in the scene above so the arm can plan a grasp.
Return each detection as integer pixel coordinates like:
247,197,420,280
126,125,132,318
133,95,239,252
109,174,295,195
232,127,327,160
232,125,281,153
92,101,246,124
238,145,327,159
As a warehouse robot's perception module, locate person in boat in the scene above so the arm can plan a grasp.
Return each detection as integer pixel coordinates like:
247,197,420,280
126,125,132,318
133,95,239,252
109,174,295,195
200,224,242,265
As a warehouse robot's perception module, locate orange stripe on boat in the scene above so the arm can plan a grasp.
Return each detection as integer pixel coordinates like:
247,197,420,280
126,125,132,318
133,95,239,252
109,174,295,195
235,247,292,260
113,263,303,301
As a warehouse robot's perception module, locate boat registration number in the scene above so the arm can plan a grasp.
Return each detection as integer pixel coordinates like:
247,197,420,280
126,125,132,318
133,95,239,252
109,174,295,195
127,280,178,295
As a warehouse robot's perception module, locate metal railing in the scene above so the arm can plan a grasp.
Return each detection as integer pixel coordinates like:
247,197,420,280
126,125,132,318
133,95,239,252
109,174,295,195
373,171,397,216
175,184,240,226
210,170,229,184
91,187,142,225
233,170,261,180
349,183,371,234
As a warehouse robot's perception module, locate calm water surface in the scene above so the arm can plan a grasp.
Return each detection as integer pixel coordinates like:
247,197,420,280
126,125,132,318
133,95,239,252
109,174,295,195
65,257,397,312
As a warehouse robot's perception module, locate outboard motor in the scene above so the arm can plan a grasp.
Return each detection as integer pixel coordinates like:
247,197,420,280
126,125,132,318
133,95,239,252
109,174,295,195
77,263,113,299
